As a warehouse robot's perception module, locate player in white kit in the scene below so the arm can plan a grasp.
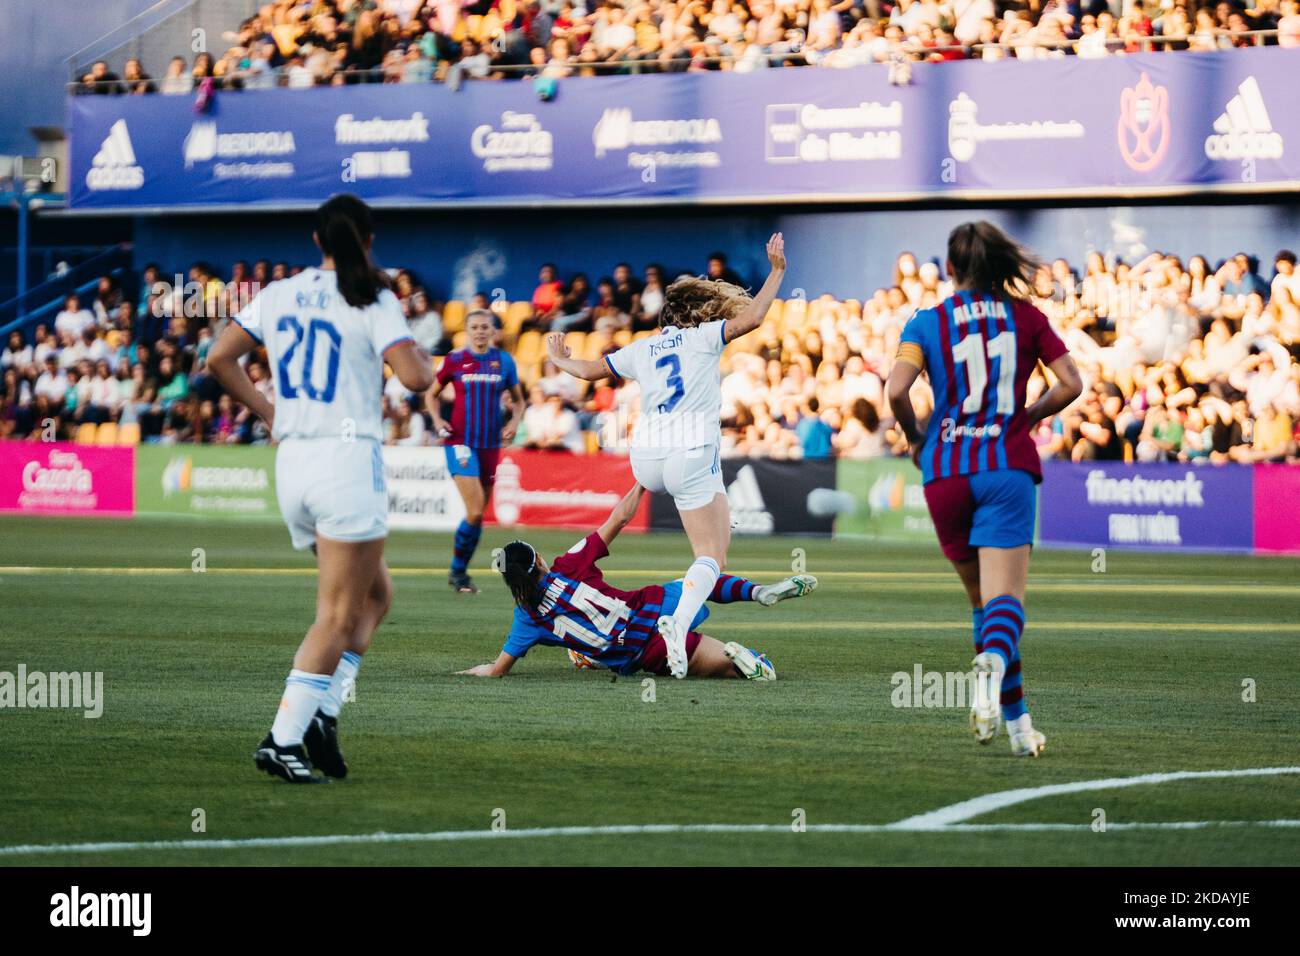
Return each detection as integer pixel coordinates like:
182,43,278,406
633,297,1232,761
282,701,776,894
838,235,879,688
208,194,434,783
545,234,791,678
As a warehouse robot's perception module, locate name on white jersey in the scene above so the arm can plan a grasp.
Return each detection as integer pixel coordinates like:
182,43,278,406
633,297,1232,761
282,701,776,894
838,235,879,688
648,332,684,357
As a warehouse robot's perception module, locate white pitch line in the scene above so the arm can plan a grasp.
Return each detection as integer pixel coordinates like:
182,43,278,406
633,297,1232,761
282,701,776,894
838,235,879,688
3,819,1300,857
893,767,1300,829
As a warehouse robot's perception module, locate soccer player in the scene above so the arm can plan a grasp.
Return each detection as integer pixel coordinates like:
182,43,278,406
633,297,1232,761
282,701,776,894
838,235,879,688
208,194,435,783
886,221,1082,757
457,484,817,680
543,234,787,679
427,310,524,594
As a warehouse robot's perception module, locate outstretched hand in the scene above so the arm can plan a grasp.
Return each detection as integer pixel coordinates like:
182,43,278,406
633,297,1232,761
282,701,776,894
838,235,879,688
767,232,786,272
546,331,570,360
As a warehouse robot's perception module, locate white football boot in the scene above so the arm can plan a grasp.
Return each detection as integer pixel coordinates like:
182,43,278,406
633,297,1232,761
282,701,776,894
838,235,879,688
969,652,1004,745
657,615,690,679
723,642,777,681
755,574,819,607
1007,714,1047,757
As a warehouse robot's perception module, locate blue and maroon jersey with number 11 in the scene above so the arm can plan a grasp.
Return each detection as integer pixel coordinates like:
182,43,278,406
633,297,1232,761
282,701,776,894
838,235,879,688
897,290,1068,486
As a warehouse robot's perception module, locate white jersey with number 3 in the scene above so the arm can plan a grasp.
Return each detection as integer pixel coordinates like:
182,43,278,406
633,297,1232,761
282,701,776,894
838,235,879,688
234,268,412,442
604,321,727,457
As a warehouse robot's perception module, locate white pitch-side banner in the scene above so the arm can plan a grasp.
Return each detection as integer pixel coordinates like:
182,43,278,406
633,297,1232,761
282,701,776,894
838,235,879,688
381,445,465,532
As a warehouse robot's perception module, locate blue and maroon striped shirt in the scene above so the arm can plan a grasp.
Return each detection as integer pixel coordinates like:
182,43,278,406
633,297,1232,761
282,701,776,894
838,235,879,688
899,291,1067,485
436,347,518,448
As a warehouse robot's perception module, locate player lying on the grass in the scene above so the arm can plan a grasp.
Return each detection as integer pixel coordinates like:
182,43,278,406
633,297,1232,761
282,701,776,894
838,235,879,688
456,484,816,680
886,221,1083,758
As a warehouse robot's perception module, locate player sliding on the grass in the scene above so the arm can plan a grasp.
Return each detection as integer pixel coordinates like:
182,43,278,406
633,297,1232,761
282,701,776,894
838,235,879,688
886,221,1082,758
544,234,788,680
209,194,435,784
457,484,816,680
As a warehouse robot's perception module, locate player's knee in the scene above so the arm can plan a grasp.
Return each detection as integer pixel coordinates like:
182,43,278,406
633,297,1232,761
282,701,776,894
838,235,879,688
371,570,393,619
318,603,363,640
464,506,484,525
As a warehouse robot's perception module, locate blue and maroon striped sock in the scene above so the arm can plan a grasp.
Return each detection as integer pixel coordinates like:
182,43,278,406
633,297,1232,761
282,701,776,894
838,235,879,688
710,574,757,603
980,595,1027,720
451,519,482,575
971,607,984,654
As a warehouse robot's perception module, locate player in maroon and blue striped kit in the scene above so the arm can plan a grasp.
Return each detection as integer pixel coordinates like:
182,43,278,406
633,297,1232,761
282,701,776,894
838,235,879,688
887,222,1082,756
426,310,524,594
456,484,817,680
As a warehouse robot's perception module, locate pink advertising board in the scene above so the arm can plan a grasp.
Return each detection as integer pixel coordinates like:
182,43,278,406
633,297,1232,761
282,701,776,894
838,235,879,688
1253,464,1300,555
0,441,135,517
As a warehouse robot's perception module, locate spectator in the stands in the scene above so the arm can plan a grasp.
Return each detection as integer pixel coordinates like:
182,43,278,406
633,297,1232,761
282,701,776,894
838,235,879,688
160,56,192,94
531,263,564,324
55,294,96,338
707,251,746,288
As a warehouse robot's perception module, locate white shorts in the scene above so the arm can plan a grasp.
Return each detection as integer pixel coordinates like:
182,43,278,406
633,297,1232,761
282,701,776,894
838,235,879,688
276,437,388,551
631,443,725,512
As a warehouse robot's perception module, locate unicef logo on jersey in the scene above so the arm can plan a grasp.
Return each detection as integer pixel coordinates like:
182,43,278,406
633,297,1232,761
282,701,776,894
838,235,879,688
940,418,1003,443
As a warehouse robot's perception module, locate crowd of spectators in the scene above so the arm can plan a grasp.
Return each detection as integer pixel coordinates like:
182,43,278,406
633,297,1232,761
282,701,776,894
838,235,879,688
75,0,1300,94
2,244,1297,465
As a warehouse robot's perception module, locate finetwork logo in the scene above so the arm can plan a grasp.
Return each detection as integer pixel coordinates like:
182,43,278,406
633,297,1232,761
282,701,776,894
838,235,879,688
85,119,144,191
727,464,774,534
947,92,1084,163
1204,76,1283,161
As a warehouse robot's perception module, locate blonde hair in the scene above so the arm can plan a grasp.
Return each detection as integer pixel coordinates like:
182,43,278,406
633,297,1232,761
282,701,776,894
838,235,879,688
659,276,752,329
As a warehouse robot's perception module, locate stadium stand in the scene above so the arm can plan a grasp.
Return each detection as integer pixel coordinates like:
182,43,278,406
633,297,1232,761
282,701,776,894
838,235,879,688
72,0,1300,92
2,247,1297,464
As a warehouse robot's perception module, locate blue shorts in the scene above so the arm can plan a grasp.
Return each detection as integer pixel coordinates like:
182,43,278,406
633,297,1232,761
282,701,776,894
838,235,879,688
443,445,501,483
923,469,1037,563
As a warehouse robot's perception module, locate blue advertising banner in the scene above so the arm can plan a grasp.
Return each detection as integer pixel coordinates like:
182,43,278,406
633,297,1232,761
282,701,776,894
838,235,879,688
69,47,1300,211
1038,461,1255,553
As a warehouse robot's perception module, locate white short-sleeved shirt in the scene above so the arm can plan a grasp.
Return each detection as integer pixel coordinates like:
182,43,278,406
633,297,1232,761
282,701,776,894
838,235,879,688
604,321,727,456
234,268,412,443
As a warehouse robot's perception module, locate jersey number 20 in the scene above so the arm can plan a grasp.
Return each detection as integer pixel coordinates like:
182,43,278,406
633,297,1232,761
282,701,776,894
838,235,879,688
277,316,341,403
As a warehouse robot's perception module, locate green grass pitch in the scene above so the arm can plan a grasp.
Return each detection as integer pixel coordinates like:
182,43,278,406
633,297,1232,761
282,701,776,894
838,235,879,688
1,515,1298,866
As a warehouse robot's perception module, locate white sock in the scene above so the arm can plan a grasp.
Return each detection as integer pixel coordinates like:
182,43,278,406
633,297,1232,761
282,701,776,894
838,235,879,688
671,557,721,633
320,651,362,718
1007,713,1034,735
270,670,330,746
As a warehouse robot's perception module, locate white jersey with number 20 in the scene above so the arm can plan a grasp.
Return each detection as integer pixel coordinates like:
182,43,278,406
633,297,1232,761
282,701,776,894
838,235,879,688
234,268,412,443
604,321,728,457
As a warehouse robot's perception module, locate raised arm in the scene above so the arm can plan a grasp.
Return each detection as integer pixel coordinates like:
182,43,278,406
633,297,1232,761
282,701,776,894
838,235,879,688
596,483,645,547
208,323,275,428
722,232,786,343
546,331,609,381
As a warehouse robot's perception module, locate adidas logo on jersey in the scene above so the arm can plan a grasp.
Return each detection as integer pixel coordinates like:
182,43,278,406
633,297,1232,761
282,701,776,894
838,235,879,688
1204,76,1283,161
85,119,144,191
727,464,774,534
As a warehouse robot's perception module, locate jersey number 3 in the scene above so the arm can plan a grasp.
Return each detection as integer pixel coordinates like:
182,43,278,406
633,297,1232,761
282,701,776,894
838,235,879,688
654,353,685,414
952,331,1016,416
277,316,342,403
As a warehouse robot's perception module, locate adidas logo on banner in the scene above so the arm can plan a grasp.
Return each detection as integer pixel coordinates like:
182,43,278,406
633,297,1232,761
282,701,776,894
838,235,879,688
85,119,144,190
1204,76,1283,161
727,464,775,534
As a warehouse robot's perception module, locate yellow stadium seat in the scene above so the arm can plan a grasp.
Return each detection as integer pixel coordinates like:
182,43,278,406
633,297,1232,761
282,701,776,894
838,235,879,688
765,299,783,323
95,422,118,446
584,430,601,455
452,331,468,350
117,422,141,446
75,423,97,444
443,300,467,336
633,330,655,341
563,331,586,355
613,330,631,347
504,301,532,339
515,330,543,366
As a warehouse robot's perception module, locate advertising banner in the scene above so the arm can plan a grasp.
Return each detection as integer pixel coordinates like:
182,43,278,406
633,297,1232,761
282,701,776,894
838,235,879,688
1039,461,1255,553
650,457,837,536
0,442,134,517
383,445,467,532
484,449,647,531
135,444,278,519
1253,463,1300,555
834,458,935,542
69,48,1300,210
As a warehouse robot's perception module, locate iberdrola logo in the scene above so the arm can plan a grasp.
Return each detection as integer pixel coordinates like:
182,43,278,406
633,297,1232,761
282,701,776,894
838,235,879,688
161,456,192,496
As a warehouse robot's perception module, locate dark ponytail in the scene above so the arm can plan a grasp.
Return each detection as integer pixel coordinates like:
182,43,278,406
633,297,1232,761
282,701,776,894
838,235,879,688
315,193,386,308
499,540,544,612
946,221,1040,298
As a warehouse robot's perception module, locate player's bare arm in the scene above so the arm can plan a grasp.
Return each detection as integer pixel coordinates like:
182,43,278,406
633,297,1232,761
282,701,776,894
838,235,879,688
722,232,786,343
384,340,436,393
208,322,275,428
886,357,925,464
596,484,645,547
1024,353,1083,427
457,651,516,678
545,331,609,381
500,383,525,444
